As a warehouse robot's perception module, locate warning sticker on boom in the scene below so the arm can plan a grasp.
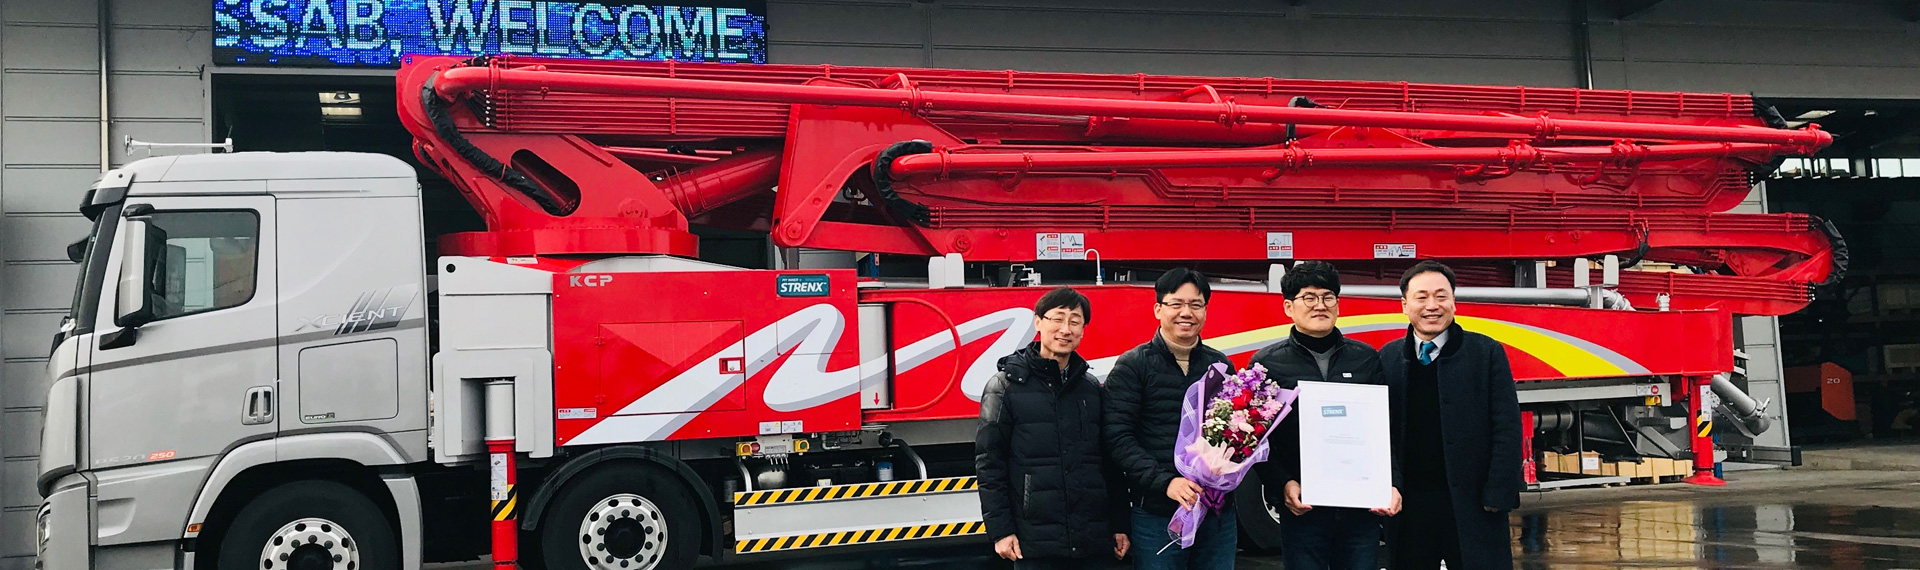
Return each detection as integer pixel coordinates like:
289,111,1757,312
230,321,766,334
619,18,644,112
1373,244,1417,259
1036,233,1086,260
1266,233,1294,259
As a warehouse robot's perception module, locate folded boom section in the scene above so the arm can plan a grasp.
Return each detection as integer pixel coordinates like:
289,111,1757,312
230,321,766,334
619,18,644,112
397,55,1839,315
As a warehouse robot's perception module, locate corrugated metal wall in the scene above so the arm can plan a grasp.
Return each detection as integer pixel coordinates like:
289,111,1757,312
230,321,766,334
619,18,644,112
3,1,1915,565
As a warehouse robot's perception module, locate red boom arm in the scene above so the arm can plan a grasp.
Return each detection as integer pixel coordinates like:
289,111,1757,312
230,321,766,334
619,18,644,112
395,55,1839,315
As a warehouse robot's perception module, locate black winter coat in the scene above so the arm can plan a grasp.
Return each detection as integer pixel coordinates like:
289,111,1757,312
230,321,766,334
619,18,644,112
976,343,1127,558
1102,333,1234,517
1380,322,1523,570
1248,328,1389,515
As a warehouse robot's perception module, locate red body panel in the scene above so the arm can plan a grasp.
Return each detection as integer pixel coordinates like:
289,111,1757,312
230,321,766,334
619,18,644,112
867,286,1731,423
550,267,1732,444
551,270,861,445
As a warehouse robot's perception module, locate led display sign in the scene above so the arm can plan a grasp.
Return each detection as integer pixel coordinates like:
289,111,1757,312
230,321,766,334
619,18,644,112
215,1,767,67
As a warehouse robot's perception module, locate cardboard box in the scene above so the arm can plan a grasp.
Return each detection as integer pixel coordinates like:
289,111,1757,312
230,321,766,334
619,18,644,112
1650,457,1686,478
1539,452,1558,473
1579,452,1602,475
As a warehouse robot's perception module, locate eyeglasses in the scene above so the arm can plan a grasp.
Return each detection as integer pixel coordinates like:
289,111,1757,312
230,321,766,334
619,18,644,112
1291,293,1339,307
1041,315,1086,329
1157,300,1207,311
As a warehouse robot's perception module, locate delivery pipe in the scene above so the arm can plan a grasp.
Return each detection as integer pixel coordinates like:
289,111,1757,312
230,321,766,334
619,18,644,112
886,141,1786,178
1710,372,1772,436
656,146,783,218
1216,283,1631,309
1339,285,1633,309
432,66,1832,150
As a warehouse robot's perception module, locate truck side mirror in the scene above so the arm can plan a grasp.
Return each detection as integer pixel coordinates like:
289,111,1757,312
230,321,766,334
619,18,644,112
112,216,167,330
65,238,87,264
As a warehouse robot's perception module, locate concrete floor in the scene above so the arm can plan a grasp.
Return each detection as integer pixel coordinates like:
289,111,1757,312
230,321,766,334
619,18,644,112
708,467,1920,569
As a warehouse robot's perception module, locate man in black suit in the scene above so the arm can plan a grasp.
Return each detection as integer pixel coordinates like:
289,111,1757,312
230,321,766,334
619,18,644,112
1380,260,1522,569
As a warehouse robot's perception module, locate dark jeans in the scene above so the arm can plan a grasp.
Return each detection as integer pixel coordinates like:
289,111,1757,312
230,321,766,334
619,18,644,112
1014,555,1113,570
1391,488,1463,570
1280,506,1383,570
1128,505,1237,570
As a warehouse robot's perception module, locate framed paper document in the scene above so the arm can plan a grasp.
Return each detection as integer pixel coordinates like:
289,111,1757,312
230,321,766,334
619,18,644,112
1296,380,1393,510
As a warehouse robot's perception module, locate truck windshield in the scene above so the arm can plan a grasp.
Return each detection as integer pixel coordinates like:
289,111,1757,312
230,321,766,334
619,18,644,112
62,203,123,339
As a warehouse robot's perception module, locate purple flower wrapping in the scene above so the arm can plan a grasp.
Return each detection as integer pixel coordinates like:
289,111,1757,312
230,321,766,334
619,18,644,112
1162,362,1297,551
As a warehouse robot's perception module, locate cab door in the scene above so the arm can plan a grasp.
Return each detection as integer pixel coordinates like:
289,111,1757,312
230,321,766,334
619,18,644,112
87,195,278,474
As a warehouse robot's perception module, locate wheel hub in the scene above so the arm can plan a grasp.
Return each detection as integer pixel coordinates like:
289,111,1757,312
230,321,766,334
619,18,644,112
578,493,667,570
1261,484,1285,523
260,518,358,570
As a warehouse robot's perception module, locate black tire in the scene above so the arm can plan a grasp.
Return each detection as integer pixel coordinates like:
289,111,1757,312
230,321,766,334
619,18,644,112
517,527,548,570
1235,469,1285,554
216,480,399,570
538,462,699,570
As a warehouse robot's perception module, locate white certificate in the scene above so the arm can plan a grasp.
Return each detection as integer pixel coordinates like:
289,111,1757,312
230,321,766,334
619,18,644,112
1296,380,1393,510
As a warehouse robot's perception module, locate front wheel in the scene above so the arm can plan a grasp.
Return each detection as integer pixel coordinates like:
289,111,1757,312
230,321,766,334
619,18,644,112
1234,469,1285,554
216,480,399,570
538,463,699,570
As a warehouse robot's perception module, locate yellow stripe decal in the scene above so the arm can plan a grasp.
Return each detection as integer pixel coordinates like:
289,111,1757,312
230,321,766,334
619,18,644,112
733,477,981,506
1453,315,1629,378
1210,312,1641,379
735,519,990,554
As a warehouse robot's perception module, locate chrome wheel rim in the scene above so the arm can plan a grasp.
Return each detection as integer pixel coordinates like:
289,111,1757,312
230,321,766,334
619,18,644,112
260,517,358,570
577,493,668,570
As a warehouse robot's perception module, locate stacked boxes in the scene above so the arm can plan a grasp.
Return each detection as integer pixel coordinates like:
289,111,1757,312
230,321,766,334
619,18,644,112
1540,452,1688,482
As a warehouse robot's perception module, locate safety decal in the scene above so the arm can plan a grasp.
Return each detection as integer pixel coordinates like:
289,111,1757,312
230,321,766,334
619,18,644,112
732,476,977,506
734,521,987,554
491,485,518,522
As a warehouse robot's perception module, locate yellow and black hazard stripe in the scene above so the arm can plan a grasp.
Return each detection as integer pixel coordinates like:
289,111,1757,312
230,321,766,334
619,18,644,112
733,476,978,506
1696,412,1713,438
492,485,519,522
735,520,986,554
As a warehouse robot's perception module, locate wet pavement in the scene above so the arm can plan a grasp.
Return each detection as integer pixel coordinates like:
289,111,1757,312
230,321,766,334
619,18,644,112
709,469,1920,569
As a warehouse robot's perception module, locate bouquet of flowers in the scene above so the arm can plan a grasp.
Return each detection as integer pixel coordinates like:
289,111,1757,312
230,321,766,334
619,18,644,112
1163,362,1297,551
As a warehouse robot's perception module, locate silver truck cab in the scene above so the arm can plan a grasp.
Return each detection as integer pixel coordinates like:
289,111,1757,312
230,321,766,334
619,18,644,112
38,152,431,570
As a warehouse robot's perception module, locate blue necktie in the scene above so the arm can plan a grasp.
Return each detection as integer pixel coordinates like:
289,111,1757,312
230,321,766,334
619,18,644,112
1419,341,1438,365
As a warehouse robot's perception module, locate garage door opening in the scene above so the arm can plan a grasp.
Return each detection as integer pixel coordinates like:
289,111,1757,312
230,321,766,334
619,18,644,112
211,74,487,254
1765,97,1920,444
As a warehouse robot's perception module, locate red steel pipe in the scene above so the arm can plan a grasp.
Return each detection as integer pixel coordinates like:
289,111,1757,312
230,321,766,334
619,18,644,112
657,146,783,218
605,146,723,165
433,66,1831,150
888,141,1786,178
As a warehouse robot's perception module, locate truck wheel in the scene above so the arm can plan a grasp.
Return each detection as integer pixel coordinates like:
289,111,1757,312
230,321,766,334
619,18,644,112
217,480,399,570
1234,470,1285,554
539,463,698,570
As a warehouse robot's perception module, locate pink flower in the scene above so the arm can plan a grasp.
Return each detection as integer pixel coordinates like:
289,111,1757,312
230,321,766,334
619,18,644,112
1230,410,1256,433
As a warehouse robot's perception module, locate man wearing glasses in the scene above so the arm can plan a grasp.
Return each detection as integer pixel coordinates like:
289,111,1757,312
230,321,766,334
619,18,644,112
977,287,1131,569
1104,268,1238,569
1250,261,1398,570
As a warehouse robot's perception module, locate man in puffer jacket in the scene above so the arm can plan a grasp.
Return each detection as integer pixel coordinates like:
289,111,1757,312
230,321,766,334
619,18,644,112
977,287,1131,569
1250,261,1398,570
1103,268,1237,570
